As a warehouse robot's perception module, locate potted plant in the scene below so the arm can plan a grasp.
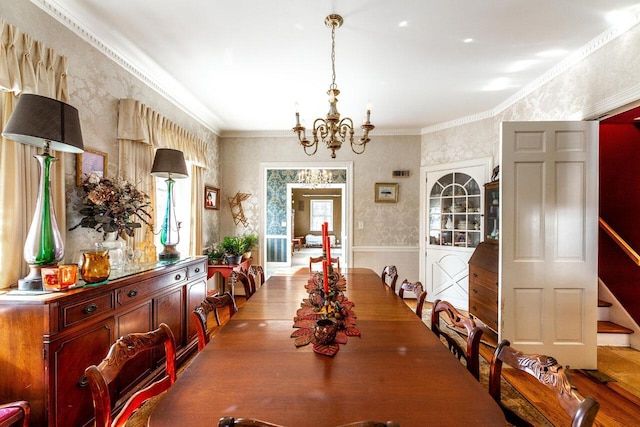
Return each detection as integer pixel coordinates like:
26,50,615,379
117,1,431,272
240,234,258,260
220,236,244,265
206,246,225,265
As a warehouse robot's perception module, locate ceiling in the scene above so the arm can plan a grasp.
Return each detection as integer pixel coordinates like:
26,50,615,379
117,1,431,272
39,0,640,135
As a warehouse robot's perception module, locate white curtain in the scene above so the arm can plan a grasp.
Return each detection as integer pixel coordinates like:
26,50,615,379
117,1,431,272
117,99,209,256
0,19,70,287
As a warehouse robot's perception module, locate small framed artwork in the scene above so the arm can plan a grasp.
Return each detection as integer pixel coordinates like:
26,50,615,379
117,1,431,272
375,182,398,203
205,186,220,210
76,149,107,186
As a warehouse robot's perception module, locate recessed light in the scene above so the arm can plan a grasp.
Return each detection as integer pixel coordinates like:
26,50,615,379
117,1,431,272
483,77,509,91
463,38,474,43
399,21,408,27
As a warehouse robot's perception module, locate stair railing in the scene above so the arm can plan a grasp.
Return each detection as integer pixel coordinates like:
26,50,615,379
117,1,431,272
599,217,640,265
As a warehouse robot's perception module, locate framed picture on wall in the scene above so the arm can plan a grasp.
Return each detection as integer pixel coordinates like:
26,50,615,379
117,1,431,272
375,183,398,203
205,186,220,210
76,148,107,186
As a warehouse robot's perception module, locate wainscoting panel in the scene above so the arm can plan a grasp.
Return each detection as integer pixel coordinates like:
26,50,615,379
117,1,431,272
352,246,420,295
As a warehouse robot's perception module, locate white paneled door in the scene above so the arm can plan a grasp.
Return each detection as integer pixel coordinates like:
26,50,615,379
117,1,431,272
423,159,493,310
500,121,598,369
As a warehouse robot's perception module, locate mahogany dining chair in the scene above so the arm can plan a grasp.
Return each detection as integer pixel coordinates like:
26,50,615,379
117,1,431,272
229,270,254,299
398,279,427,318
309,256,340,273
380,265,398,293
247,264,265,291
192,292,238,351
489,339,600,427
84,323,177,427
0,400,30,427
430,299,483,380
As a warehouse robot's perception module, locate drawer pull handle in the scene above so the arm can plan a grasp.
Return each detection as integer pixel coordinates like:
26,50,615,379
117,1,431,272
194,267,200,273
78,375,89,388
127,290,138,298
175,274,182,281
473,289,478,294
472,273,478,278
472,306,477,311
83,303,98,314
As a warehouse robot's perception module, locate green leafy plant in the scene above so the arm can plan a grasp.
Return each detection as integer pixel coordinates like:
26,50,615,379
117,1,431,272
220,236,244,256
240,234,258,253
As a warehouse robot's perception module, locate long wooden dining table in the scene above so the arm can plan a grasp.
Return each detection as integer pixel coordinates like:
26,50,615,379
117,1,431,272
148,268,505,426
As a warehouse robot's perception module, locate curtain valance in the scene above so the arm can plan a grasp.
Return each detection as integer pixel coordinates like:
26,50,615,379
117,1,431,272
117,98,208,168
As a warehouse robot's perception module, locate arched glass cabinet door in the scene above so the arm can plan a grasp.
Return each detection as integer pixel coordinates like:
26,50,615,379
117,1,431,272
428,172,482,248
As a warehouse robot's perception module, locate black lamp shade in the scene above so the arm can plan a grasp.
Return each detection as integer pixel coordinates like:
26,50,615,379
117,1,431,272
151,148,189,179
2,93,84,153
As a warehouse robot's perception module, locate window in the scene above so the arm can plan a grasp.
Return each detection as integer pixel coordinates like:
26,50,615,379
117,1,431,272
154,166,192,257
310,200,333,231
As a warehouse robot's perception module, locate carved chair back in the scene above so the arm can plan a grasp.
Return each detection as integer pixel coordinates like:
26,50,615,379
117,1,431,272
380,265,398,293
248,264,265,291
489,339,600,427
84,323,177,427
398,279,427,318
229,270,254,299
193,292,238,351
0,400,30,427
430,299,483,380
309,256,340,273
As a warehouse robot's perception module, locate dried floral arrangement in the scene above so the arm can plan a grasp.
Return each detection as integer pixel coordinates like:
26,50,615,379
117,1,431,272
69,173,152,239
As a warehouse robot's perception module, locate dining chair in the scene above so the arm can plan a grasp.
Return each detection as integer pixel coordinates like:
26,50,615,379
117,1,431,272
193,292,238,351
247,264,265,291
489,339,600,427
380,265,398,293
309,255,340,273
218,418,399,427
84,323,177,427
398,279,427,318
229,270,254,299
430,299,483,380
0,400,30,427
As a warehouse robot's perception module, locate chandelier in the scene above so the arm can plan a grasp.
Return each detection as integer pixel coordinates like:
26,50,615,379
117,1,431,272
297,169,333,189
292,14,374,158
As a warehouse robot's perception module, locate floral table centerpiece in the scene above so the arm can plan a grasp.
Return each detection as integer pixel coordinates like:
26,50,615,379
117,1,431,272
69,173,152,240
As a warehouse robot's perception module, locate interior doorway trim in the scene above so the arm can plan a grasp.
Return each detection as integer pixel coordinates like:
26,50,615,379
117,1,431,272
259,161,353,273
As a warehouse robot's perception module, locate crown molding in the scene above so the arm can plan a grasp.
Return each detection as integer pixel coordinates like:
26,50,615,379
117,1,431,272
34,0,223,135
421,13,640,135
220,128,421,138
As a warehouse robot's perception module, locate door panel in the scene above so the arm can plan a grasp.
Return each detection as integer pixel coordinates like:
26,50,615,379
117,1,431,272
501,121,598,369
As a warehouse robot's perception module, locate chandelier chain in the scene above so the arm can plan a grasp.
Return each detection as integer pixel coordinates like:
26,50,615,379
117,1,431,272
330,21,337,90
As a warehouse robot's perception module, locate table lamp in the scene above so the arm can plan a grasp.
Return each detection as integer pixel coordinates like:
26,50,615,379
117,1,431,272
2,93,84,291
151,148,188,260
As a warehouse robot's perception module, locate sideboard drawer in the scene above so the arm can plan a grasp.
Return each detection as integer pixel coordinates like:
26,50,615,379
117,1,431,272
117,267,188,306
188,261,206,278
62,293,115,328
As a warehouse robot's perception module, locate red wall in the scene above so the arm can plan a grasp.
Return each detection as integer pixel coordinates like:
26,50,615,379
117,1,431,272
599,122,640,324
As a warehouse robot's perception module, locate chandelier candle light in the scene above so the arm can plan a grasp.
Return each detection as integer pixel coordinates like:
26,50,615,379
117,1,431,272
2,94,84,291
151,148,189,260
293,14,375,158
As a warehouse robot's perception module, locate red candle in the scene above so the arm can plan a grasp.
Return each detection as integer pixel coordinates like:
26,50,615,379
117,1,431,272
325,235,332,264
322,260,329,293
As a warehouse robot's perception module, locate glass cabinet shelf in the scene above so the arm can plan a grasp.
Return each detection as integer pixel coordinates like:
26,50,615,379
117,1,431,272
428,172,482,248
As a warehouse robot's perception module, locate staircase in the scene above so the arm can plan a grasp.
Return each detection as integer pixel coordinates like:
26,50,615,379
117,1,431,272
597,299,634,346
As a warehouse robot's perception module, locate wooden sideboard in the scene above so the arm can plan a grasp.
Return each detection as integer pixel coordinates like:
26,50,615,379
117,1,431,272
0,256,207,427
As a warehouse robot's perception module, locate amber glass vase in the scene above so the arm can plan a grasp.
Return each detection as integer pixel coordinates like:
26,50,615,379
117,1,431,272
80,248,111,284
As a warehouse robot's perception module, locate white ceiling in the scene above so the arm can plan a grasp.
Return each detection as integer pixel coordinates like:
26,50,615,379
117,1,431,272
39,0,640,135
